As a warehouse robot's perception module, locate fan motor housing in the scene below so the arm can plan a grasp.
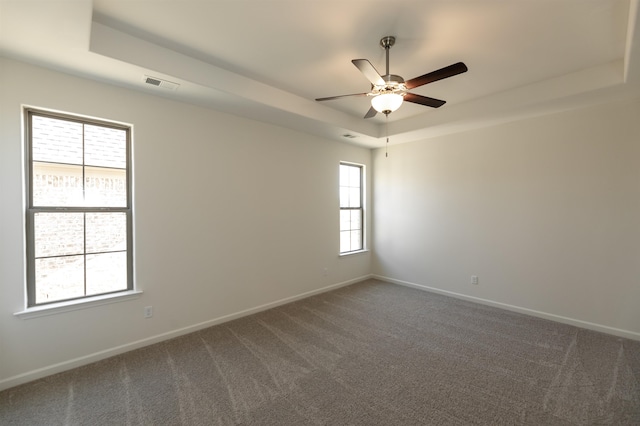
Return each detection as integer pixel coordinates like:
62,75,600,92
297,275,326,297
382,74,405,84
374,74,407,95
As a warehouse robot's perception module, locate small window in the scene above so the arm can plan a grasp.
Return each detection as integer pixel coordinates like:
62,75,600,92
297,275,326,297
25,109,133,306
339,162,364,254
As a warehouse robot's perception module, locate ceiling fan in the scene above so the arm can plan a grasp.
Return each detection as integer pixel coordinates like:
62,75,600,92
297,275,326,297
316,36,468,118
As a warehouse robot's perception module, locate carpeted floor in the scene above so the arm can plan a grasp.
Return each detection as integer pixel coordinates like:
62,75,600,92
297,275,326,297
1,279,639,425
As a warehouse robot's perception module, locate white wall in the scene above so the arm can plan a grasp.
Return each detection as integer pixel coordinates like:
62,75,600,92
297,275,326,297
0,58,371,389
373,96,640,337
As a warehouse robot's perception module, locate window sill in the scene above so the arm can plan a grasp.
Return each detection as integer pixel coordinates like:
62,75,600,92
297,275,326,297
14,290,143,320
339,249,369,257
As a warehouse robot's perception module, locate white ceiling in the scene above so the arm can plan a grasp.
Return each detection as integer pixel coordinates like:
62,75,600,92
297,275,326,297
1,0,639,148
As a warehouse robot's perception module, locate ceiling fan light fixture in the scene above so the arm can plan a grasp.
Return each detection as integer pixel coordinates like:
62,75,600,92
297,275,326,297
315,36,467,119
371,93,403,114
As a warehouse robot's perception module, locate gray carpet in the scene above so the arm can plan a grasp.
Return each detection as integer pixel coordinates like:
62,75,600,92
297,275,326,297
1,279,639,425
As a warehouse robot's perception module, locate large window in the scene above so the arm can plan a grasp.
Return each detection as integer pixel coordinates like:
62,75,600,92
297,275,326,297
25,109,132,306
339,162,364,254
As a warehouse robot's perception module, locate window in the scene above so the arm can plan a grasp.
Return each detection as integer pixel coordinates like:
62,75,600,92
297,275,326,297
25,109,132,307
339,162,364,254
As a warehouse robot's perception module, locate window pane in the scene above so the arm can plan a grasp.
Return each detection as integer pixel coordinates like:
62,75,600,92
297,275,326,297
339,187,350,208
86,252,127,296
350,210,362,231
34,213,84,258
350,230,362,251
339,165,350,186
349,166,361,187
35,255,85,304
340,210,351,231
85,125,127,168
31,116,83,164
340,231,351,253
84,166,127,207
86,213,127,253
349,188,361,208
33,162,83,206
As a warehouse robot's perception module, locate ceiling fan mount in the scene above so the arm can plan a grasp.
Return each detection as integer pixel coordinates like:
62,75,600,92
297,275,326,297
316,35,468,118
380,35,396,50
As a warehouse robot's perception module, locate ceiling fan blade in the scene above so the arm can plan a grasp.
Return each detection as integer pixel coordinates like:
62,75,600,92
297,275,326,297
405,62,468,89
315,93,369,101
364,106,377,119
404,93,446,108
352,59,385,86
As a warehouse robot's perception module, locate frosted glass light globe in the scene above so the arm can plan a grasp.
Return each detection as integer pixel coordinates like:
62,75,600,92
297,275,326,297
371,93,403,113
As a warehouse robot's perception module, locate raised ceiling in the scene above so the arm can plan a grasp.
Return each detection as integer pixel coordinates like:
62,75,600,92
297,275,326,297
1,0,639,147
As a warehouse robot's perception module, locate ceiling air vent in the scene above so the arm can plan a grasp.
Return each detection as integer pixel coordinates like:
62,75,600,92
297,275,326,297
143,75,179,91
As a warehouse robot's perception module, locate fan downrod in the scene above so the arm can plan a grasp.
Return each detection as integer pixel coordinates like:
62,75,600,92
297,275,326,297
380,36,396,77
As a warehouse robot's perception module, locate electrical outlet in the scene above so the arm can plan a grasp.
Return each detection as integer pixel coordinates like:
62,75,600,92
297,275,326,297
471,276,479,285
322,267,328,276
144,306,153,318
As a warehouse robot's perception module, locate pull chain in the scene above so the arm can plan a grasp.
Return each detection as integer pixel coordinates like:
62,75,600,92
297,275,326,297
385,112,389,158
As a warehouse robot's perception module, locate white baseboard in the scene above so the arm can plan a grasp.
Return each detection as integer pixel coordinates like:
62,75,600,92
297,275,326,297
373,274,640,342
0,275,372,392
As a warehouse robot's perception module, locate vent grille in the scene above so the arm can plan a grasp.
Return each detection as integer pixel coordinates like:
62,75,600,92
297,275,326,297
143,75,179,91
145,77,162,86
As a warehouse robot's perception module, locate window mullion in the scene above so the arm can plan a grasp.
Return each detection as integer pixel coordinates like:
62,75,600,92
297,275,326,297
83,212,87,297
26,209,36,307
82,123,87,298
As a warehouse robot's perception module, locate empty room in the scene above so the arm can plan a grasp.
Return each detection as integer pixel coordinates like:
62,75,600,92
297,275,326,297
1,0,639,424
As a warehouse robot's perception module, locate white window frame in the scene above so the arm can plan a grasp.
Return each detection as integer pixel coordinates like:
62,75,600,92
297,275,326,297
339,162,365,255
24,108,134,308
